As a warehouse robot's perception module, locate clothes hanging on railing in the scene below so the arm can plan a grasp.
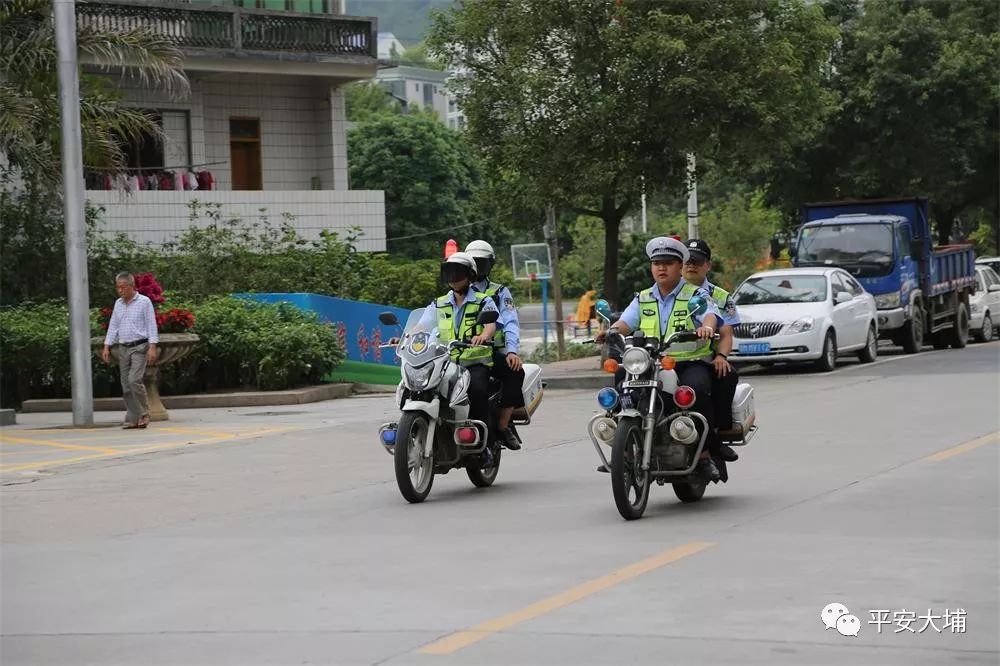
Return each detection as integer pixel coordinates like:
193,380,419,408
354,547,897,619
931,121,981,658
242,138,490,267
84,168,216,192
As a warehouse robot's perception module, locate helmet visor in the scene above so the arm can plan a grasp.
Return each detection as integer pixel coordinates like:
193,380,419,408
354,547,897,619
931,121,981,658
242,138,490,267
441,262,471,284
473,257,493,279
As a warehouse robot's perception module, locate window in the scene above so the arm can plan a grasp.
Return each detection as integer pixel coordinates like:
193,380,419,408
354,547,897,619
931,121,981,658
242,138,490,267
229,117,262,190
842,273,865,296
423,82,434,107
831,273,853,299
896,224,912,259
734,275,828,305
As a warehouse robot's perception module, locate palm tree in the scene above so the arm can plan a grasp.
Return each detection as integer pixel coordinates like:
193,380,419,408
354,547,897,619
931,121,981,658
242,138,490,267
0,0,189,185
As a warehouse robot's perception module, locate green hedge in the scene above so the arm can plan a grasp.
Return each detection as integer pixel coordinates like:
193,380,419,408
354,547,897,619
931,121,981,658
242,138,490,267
0,297,345,408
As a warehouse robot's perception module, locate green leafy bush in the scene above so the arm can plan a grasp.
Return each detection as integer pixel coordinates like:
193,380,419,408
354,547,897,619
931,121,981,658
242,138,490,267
0,298,345,407
525,341,601,364
159,296,344,393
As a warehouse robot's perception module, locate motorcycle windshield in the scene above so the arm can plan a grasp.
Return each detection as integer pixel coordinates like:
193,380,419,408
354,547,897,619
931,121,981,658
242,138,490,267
400,308,447,365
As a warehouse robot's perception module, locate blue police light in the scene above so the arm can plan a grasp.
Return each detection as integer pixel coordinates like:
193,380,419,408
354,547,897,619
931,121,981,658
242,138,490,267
381,429,397,444
597,387,619,410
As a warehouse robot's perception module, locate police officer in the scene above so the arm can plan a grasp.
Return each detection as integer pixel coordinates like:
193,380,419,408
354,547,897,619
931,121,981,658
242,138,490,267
465,240,523,451
412,252,498,429
596,236,724,481
682,239,741,463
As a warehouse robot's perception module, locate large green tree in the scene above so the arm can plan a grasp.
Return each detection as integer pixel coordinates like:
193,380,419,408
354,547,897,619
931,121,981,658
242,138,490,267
765,0,999,244
0,0,188,185
429,0,836,305
347,112,481,259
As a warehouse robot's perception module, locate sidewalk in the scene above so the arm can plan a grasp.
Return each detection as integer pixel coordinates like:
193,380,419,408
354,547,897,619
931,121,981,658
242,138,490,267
538,355,612,390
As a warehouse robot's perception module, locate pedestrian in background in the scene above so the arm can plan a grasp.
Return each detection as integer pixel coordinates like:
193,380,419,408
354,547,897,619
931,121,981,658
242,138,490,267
101,272,159,429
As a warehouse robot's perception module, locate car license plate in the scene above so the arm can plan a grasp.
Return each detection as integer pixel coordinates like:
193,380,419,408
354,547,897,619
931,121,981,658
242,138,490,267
739,342,771,355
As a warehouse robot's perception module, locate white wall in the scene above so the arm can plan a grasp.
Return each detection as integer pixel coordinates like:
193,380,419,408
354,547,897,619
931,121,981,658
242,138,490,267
87,190,386,251
103,72,351,191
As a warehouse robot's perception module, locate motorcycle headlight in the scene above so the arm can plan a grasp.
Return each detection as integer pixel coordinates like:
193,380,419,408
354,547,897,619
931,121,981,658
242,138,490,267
403,362,434,390
622,347,650,375
874,292,901,309
787,316,814,333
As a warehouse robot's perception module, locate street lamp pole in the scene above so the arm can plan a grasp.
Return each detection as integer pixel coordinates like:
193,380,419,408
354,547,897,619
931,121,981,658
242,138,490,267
54,0,94,425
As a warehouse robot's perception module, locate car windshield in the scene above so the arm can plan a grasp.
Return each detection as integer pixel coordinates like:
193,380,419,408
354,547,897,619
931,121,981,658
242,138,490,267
734,275,828,304
796,223,894,265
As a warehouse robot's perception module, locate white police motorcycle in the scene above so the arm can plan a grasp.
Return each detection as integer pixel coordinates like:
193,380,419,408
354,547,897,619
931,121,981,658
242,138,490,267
586,298,757,520
377,308,544,503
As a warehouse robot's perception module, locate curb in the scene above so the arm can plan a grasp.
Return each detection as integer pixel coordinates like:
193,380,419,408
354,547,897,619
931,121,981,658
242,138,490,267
543,374,612,390
20,383,355,413
0,408,15,425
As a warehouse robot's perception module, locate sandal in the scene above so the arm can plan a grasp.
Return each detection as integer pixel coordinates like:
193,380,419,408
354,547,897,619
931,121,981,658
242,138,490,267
123,422,140,429
137,416,150,429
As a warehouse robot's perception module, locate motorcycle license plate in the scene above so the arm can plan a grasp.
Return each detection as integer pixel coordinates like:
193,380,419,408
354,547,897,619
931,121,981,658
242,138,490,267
622,380,659,388
739,342,771,355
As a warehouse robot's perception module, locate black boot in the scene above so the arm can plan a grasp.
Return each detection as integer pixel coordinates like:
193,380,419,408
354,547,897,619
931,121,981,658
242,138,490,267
719,444,739,462
695,457,721,482
500,428,521,450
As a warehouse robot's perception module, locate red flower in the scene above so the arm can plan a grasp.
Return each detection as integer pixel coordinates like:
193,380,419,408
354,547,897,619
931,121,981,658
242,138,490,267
156,308,195,333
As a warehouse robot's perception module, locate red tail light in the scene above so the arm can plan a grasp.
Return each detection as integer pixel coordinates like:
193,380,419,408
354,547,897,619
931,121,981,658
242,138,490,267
673,386,696,409
457,427,478,444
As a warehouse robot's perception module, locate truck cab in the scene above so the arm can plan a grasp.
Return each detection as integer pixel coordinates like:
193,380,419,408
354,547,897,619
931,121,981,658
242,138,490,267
792,198,975,353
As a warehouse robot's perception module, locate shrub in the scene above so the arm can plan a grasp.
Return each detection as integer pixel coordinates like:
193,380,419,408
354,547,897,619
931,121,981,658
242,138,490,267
159,296,344,394
525,341,601,364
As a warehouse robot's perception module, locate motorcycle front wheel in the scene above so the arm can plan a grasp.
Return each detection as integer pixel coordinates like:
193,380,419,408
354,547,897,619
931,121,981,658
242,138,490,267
394,412,435,503
610,417,650,520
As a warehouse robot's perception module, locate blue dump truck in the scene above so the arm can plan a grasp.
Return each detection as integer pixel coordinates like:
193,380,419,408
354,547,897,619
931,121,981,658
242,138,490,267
791,198,976,353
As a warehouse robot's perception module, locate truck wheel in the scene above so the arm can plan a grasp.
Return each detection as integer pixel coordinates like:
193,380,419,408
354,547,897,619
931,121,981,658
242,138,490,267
975,313,993,343
901,304,924,354
949,302,969,349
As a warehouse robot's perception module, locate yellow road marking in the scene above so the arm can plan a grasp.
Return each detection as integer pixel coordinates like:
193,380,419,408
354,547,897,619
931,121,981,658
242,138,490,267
924,431,999,462
418,541,714,655
0,434,120,455
0,427,294,474
155,426,235,438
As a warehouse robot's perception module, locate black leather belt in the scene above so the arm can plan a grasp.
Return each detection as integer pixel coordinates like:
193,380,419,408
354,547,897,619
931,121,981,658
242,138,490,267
120,338,148,348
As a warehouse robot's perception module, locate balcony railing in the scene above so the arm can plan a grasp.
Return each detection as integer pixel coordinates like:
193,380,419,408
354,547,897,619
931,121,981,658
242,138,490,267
77,1,376,59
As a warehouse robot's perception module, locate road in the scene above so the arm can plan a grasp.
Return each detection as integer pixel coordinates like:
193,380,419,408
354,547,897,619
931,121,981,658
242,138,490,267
1,342,998,665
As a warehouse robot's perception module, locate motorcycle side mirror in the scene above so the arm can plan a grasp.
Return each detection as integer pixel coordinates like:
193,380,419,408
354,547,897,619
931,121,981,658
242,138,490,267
378,312,399,326
595,299,613,323
687,295,709,318
477,309,499,325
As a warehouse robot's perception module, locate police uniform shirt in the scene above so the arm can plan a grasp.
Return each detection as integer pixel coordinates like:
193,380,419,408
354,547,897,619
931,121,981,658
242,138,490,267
706,280,741,327
416,288,499,336
472,278,521,354
620,279,721,337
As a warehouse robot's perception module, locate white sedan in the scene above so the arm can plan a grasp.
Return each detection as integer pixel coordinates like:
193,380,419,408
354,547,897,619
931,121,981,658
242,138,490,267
970,265,1000,342
728,267,878,372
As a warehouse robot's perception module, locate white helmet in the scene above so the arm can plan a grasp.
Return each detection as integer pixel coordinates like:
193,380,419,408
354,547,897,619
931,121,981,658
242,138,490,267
441,251,478,283
465,240,495,278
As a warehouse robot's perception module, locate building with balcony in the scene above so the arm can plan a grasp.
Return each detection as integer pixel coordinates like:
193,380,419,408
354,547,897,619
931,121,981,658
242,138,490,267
80,0,386,250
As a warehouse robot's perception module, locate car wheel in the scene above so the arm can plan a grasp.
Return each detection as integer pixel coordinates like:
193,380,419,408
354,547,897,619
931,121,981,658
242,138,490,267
974,313,993,343
814,330,837,372
857,324,878,363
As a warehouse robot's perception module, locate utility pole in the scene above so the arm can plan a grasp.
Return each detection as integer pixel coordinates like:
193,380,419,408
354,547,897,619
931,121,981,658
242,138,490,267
686,153,699,240
640,175,648,234
54,0,94,425
543,205,566,359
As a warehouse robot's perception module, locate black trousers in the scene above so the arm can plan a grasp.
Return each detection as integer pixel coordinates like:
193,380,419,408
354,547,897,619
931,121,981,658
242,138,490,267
466,364,491,425
713,365,739,430
490,350,525,408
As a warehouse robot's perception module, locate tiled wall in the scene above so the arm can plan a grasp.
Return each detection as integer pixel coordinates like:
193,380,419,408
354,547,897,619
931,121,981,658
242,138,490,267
104,72,350,191
87,190,386,251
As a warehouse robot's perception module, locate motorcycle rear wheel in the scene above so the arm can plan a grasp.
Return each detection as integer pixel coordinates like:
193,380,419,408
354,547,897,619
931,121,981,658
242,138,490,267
467,444,501,487
394,412,435,503
611,418,650,520
672,481,707,503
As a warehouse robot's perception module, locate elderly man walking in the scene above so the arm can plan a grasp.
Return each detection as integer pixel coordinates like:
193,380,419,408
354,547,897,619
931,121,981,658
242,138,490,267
101,272,159,429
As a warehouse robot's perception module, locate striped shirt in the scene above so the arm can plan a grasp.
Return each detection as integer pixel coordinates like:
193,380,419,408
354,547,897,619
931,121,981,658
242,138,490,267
104,293,159,346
